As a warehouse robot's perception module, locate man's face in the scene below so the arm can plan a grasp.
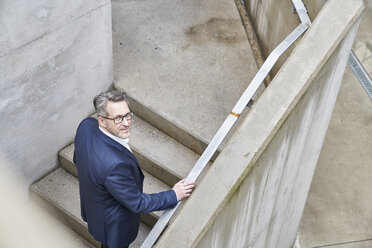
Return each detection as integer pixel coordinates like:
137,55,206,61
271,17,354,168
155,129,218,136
98,101,132,139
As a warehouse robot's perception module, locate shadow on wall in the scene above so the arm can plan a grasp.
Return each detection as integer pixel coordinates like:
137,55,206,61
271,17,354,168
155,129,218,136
0,153,84,248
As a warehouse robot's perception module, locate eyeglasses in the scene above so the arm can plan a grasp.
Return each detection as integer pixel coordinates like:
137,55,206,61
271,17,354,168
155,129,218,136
100,112,134,124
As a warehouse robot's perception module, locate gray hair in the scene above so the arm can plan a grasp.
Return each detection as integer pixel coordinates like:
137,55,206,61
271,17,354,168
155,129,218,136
93,89,129,117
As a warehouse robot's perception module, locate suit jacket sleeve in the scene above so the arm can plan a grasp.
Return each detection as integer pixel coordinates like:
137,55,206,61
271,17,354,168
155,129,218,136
104,162,177,214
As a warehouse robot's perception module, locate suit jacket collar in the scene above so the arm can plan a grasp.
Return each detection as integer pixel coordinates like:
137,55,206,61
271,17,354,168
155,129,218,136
93,119,139,165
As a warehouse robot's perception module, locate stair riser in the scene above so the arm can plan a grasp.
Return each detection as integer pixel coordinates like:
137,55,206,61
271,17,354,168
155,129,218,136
30,187,100,248
118,88,217,158
132,150,181,187
59,154,77,177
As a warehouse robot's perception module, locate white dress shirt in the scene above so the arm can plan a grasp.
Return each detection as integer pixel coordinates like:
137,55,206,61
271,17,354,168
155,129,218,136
99,126,132,153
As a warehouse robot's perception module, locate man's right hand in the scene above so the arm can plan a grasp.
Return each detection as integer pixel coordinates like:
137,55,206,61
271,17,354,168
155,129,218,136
172,179,195,201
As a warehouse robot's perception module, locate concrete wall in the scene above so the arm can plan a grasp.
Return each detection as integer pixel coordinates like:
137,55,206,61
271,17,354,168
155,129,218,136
0,0,113,200
155,0,363,247
298,1,372,245
196,20,360,248
244,0,326,75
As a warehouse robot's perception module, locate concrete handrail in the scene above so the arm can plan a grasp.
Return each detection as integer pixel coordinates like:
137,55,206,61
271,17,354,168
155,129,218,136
140,1,312,247
154,0,363,247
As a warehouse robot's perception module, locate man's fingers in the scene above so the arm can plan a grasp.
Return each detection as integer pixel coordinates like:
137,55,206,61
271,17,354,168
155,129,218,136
181,182,195,187
173,179,196,201
177,179,185,185
178,179,194,184
183,185,195,190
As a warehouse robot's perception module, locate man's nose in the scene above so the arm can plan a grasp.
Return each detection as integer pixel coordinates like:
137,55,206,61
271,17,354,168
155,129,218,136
121,118,130,126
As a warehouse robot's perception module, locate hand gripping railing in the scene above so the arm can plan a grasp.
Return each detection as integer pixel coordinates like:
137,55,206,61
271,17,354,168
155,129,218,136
140,1,311,247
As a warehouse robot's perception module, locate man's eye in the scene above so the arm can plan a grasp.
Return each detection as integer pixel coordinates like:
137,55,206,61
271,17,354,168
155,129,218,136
114,116,122,122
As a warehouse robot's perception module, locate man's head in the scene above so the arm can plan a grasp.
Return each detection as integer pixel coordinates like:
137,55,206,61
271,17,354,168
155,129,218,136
93,90,132,139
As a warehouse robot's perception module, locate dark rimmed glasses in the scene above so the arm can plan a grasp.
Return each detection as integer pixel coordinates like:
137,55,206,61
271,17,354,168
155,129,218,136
100,112,134,124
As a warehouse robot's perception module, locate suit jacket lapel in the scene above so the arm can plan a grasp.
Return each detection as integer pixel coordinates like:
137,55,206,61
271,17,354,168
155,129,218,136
121,147,144,179
94,121,144,178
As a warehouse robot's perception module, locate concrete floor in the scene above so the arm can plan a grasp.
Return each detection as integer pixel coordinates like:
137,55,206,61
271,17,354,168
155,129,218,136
112,0,259,145
298,2,372,247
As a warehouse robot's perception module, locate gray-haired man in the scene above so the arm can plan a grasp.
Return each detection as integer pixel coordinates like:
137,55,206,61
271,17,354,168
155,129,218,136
74,89,195,248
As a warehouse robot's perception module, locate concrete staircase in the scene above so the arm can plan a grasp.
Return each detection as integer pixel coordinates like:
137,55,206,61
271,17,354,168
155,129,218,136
31,114,204,247
30,0,260,247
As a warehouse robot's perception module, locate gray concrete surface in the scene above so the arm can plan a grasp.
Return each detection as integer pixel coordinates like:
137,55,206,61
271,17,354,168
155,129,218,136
31,168,100,246
0,0,113,201
155,1,363,246
112,0,259,154
298,1,372,247
1,163,95,248
31,168,151,248
322,240,372,248
4,0,369,246
17,203,95,248
244,0,326,75
129,115,206,185
198,16,360,247
0,0,109,57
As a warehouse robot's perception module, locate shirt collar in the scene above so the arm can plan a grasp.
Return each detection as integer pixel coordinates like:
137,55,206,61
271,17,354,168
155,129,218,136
99,126,132,153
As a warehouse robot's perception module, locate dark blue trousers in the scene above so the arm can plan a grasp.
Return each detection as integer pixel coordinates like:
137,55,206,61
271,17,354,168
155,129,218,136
101,244,128,248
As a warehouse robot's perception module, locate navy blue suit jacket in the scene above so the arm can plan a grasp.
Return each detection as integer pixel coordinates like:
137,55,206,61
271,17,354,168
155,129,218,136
73,117,177,248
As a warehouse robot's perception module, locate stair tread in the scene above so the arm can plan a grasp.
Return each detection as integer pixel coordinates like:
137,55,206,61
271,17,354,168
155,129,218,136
32,168,82,219
131,115,200,179
35,166,171,218
60,115,201,181
31,167,160,247
113,0,261,146
18,201,95,248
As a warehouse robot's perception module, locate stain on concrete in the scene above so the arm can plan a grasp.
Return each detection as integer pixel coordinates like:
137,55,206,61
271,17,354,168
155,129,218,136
37,8,49,18
185,18,245,46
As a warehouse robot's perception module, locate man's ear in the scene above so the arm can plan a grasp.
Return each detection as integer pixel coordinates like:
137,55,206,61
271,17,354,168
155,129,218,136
97,117,106,128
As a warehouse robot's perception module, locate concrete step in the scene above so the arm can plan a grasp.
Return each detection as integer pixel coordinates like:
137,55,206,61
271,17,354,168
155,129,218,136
31,167,151,248
10,201,95,248
112,0,261,155
60,115,207,187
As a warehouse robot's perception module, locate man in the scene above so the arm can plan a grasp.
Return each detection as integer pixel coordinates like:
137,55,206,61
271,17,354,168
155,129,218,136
73,89,195,248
